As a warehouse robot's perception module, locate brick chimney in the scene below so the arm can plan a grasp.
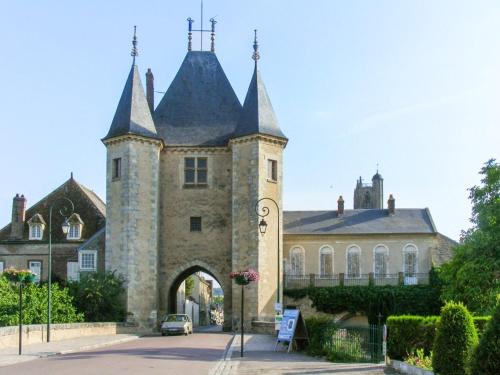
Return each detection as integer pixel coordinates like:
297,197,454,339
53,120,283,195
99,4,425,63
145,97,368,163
146,68,154,114
388,194,395,215
337,195,344,217
9,194,26,239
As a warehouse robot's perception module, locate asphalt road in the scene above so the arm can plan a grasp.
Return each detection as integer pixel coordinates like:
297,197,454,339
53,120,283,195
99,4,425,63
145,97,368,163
0,333,232,375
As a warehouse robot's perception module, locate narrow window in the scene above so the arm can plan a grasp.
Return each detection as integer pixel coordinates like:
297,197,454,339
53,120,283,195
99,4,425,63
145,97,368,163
197,158,207,184
0,261,4,273
403,244,418,284
112,158,121,180
290,247,305,276
267,159,277,181
319,246,333,277
190,217,202,232
28,260,42,283
184,158,196,184
347,246,361,278
374,245,388,278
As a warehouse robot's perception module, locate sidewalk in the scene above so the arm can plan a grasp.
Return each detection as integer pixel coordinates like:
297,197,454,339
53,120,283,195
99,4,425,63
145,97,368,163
220,334,397,375
0,334,139,368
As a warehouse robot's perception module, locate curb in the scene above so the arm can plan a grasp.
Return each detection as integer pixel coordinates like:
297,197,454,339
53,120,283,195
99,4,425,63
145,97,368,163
209,334,236,375
0,335,140,368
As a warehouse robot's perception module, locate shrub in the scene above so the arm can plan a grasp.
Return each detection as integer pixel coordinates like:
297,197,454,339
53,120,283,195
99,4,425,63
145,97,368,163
469,297,500,374
305,316,337,357
0,276,83,326
68,271,126,322
387,315,439,360
433,302,478,375
473,316,491,337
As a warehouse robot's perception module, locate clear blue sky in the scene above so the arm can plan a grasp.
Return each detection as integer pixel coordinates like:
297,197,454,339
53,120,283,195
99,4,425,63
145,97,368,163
1,1,499,240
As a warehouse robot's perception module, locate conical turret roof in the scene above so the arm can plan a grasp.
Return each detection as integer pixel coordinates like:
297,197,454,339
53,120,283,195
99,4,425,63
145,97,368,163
232,65,287,140
154,51,242,146
103,65,158,141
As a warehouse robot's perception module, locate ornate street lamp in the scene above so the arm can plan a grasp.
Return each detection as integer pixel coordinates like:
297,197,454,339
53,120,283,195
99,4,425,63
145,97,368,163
255,197,280,304
47,197,74,342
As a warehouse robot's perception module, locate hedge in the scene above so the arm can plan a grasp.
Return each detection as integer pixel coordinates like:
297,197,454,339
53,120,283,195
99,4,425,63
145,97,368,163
433,302,478,375
387,314,489,361
285,284,442,324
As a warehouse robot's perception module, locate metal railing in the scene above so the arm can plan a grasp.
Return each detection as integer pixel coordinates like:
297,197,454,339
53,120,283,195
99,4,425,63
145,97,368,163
284,272,430,289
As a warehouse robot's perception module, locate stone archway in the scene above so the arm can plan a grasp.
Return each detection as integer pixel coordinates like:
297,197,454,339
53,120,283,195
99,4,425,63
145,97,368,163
161,259,232,331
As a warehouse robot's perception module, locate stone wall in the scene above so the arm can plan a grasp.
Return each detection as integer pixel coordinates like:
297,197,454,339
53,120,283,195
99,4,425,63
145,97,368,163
0,322,136,349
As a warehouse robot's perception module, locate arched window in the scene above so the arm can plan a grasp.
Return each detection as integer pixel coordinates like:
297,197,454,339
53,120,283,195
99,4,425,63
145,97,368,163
290,247,305,276
319,246,333,277
403,244,418,285
373,245,389,278
346,245,361,278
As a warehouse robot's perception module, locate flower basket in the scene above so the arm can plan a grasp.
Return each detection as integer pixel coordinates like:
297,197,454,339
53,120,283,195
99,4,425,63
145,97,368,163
2,268,36,284
3,268,20,282
230,269,260,286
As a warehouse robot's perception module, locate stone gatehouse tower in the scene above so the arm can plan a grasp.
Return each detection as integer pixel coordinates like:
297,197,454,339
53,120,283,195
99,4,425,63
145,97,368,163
103,28,287,330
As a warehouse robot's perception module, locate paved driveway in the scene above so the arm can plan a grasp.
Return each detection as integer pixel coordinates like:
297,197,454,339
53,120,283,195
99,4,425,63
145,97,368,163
0,333,232,375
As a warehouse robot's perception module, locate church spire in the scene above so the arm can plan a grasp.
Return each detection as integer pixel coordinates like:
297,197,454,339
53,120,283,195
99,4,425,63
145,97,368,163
103,28,158,142
232,31,287,141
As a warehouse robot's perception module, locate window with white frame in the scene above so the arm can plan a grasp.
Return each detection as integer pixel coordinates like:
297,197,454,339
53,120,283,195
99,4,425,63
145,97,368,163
403,244,418,285
346,245,361,278
29,224,43,240
373,245,389,278
28,260,42,283
0,261,4,273
290,247,305,276
79,250,97,271
68,223,81,240
319,246,333,276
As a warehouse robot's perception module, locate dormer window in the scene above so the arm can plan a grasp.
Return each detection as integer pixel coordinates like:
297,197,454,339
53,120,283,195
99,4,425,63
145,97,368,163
27,213,46,241
66,213,84,240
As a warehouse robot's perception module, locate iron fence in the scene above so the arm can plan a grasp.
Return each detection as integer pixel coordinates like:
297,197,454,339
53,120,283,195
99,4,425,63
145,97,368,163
284,272,429,289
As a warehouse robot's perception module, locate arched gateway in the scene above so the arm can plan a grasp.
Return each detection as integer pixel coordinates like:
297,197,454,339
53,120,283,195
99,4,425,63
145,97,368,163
103,25,286,331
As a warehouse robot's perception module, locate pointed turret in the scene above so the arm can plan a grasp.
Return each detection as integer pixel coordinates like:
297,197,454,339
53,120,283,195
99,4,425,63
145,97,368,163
103,27,158,141
233,31,287,140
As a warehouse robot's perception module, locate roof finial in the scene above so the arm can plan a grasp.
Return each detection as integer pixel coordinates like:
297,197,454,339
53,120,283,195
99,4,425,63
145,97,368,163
376,163,379,173
252,29,260,64
187,18,194,51
131,25,138,65
210,18,217,52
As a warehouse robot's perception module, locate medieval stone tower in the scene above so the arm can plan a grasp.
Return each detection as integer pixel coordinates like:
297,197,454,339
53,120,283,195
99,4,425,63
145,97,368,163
353,171,384,209
103,26,287,331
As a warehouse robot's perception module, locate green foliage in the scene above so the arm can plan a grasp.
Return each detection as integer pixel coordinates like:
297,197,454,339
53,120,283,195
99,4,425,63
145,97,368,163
469,297,500,374
387,315,490,361
440,160,500,315
0,276,83,326
433,302,478,375
387,315,439,360
185,275,195,297
285,283,442,324
68,271,125,322
305,316,337,357
405,348,433,371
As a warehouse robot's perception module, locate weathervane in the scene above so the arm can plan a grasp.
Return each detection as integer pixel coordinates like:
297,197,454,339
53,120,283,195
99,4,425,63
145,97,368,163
186,0,217,52
252,29,260,63
131,25,138,64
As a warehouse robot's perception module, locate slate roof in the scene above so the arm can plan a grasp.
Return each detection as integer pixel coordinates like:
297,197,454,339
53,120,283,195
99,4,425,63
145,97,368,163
283,209,437,235
153,51,242,146
233,65,287,140
103,65,159,141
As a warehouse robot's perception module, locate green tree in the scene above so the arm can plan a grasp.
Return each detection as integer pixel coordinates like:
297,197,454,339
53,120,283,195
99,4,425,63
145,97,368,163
440,159,500,314
68,271,125,322
433,302,478,375
185,275,195,298
469,296,500,374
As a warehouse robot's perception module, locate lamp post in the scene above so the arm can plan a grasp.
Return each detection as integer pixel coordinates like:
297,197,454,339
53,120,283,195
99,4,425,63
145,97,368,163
255,197,280,304
47,197,74,342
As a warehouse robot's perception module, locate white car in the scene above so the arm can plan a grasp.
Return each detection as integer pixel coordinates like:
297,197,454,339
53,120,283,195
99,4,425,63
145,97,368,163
161,314,193,336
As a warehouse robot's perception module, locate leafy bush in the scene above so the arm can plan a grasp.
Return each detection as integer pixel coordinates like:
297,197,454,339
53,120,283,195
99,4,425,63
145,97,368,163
387,314,490,361
469,297,500,374
286,284,442,324
0,276,83,326
387,315,439,360
305,316,337,357
405,348,433,371
433,302,478,375
68,271,126,322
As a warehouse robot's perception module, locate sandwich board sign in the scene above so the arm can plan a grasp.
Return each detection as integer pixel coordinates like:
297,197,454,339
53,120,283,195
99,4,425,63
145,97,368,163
275,308,308,352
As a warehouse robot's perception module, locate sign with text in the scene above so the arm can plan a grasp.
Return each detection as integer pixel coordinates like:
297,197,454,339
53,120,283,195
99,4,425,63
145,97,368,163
275,309,308,352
